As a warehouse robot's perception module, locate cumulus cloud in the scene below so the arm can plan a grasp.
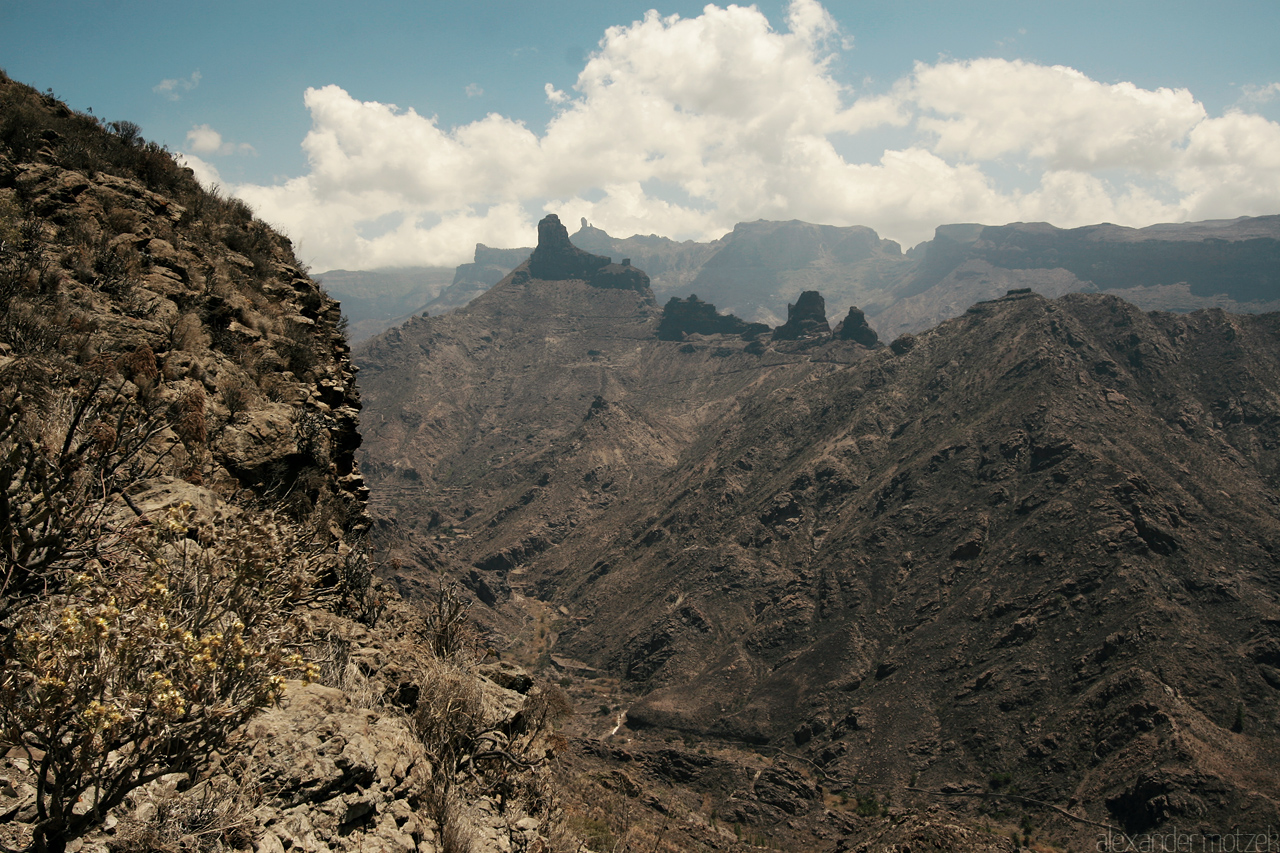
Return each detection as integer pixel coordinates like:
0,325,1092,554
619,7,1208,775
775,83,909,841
225,0,1280,271
910,59,1206,171
186,124,256,157
154,70,202,101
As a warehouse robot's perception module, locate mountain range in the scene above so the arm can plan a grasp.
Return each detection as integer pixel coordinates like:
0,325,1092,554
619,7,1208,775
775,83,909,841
326,215,1280,352
8,61,1280,852
355,212,1280,851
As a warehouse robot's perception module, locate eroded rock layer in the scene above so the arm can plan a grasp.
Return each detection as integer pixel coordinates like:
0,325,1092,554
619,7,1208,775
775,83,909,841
359,213,1280,848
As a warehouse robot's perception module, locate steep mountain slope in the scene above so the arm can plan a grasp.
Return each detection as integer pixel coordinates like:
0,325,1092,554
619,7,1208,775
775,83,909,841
0,72,572,853
540,293,1280,836
357,218,1280,848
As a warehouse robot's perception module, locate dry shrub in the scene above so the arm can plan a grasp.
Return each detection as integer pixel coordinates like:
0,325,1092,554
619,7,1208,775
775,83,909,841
403,586,574,853
411,656,484,853
168,313,210,353
0,361,171,620
170,383,207,449
425,581,481,662
0,504,321,853
110,760,261,853
120,343,159,400
217,374,253,418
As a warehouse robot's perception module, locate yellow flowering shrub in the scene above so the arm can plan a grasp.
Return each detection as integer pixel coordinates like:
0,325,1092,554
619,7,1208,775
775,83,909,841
0,502,322,853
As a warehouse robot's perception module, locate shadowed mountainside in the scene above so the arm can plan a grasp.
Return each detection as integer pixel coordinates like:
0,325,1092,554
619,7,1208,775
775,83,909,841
357,216,1280,850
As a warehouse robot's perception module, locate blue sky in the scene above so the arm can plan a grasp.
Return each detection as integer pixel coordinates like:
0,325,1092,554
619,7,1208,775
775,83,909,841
3,1,1279,270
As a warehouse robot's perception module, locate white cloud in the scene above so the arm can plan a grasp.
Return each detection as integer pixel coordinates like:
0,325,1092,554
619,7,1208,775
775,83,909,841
1239,82,1280,104
785,0,840,47
1173,110,1280,218
186,124,255,157
154,70,202,101
465,83,484,98
910,59,1206,171
228,0,1280,271
186,124,224,154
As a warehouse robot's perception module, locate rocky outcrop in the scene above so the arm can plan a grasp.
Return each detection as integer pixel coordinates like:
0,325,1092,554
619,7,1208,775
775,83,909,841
771,290,830,340
244,681,432,852
832,305,880,346
588,257,652,292
527,214,651,293
656,294,769,340
529,213,610,281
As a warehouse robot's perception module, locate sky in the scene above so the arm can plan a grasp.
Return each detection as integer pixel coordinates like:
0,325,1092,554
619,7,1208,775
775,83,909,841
3,1,1280,271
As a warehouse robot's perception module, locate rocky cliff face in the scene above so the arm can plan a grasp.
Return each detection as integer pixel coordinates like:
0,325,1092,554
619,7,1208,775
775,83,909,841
0,72,565,853
357,211,1280,849
0,74,366,540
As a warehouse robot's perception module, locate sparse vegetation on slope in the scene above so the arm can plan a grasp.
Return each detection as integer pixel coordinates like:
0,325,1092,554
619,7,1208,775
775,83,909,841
357,219,1280,850
0,70,586,853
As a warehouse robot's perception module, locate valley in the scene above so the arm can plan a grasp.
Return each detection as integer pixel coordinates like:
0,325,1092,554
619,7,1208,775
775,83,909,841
356,213,1280,851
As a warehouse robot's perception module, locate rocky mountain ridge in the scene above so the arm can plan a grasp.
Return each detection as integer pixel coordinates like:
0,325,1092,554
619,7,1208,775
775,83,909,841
0,71,570,853
357,215,1280,851
330,214,1280,349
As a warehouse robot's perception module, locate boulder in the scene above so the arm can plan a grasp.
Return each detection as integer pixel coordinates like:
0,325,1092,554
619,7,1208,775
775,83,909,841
214,403,301,477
